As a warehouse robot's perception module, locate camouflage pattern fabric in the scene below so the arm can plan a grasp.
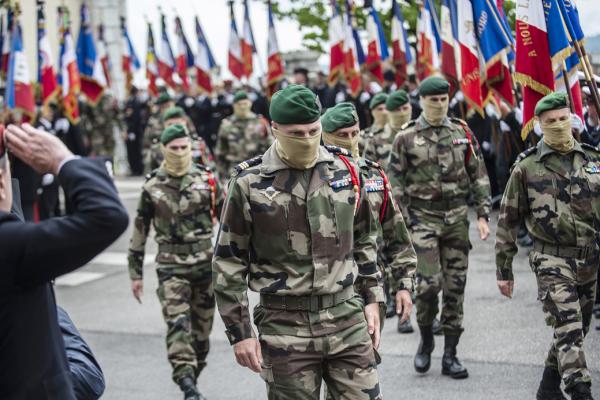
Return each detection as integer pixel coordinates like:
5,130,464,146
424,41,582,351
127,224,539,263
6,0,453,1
156,264,215,383
362,124,397,170
257,321,381,400
213,143,383,397
358,125,384,160
90,95,121,157
495,140,600,390
386,115,491,335
214,113,272,184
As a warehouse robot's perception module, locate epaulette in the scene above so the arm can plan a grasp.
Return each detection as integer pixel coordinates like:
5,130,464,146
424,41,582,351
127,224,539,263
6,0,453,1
400,120,417,130
512,146,537,169
450,117,468,127
145,169,159,181
232,155,263,177
363,158,382,171
324,144,352,157
581,143,600,153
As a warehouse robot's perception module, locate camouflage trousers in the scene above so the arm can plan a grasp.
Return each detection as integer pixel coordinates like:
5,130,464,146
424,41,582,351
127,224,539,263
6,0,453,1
258,320,382,400
410,215,469,335
529,249,598,390
156,263,215,384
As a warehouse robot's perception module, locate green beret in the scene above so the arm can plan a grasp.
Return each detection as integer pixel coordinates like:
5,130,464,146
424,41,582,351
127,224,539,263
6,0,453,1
155,92,172,105
160,124,189,145
321,102,359,133
535,92,569,116
369,93,388,110
233,91,249,103
270,84,321,124
161,106,186,122
419,76,450,96
386,90,410,111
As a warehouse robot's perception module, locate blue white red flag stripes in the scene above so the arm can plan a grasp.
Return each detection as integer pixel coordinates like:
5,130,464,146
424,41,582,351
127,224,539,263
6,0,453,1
457,0,484,113
228,3,244,80
174,15,194,90
5,14,35,119
343,0,361,97
328,1,345,86
146,22,159,97
37,1,58,105
391,0,412,87
266,2,284,99
57,7,80,124
121,17,140,94
157,13,175,87
241,0,256,78
417,0,442,81
76,4,105,103
365,1,386,84
195,16,213,94
440,0,460,95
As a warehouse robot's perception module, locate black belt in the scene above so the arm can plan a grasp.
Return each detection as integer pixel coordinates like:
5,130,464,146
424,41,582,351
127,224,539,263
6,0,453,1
409,197,467,211
158,242,206,254
533,241,594,259
259,286,355,312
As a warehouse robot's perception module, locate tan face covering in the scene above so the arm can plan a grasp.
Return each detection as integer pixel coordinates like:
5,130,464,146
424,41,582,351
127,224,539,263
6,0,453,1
161,144,192,177
388,108,412,130
323,132,360,158
233,102,252,119
272,127,322,170
371,109,388,129
420,97,449,126
541,118,574,154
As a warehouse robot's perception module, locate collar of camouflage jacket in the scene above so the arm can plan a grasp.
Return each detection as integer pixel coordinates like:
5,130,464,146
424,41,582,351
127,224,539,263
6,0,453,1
416,114,456,132
537,140,586,162
156,164,199,190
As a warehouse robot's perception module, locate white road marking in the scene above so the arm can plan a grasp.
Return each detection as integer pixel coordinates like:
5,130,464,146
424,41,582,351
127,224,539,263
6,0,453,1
91,251,156,267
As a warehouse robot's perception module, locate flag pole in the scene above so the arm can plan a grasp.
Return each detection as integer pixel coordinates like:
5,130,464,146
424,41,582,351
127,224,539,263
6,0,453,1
561,61,580,141
572,39,600,116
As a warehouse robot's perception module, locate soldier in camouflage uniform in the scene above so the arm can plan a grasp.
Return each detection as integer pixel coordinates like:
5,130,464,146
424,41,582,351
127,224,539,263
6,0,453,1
87,94,121,159
214,91,271,186
321,102,417,328
386,77,491,379
496,93,598,400
148,107,214,173
213,85,385,400
359,93,388,156
362,90,412,169
144,92,175,172
128,124,222,400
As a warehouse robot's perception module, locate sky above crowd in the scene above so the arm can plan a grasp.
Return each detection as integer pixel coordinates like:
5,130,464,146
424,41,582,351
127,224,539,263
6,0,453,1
126,0,600,81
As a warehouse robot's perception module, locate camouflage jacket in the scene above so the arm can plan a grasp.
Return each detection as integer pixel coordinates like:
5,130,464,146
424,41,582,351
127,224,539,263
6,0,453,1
213,144,383,344
495,141,600,280
359,124,384,158
128,165,222,280
143,112,162,150
386,115,491,225
358,156,417,292
215,113,272,182
362,123,397,169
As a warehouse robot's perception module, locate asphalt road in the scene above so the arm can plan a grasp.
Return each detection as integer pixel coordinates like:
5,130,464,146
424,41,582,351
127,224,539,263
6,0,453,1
55,177,600,400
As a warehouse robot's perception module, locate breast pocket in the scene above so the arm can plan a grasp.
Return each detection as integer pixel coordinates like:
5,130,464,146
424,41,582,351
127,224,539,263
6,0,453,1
405,140,430,170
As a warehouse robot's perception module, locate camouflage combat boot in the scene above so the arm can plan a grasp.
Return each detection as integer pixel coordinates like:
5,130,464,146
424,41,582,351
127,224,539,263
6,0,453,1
536,367,566,400
179,376,207,400
414,325,434,373
441,335,468,379
569,383,594,400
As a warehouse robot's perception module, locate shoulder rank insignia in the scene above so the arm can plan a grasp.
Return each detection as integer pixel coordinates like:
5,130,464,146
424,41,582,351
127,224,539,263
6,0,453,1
582,143,600,153
515,146,537,164
450,117,468,127
324,144,351,157
585,164,600,174
365,178,385,192
232,155,263,176
452,138,471,145
329,177,352,189
401,120,416,130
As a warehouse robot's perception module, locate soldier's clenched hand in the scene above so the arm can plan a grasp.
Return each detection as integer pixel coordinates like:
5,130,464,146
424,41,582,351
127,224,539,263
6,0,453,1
5,123,73,175
395,290,413,324
233,338,263,373
131,279,144,303
478,217,490,241
497,280,514,299
364,303,381,350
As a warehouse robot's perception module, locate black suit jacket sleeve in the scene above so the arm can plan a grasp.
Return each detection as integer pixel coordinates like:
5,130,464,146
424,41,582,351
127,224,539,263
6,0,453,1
0,158,129,288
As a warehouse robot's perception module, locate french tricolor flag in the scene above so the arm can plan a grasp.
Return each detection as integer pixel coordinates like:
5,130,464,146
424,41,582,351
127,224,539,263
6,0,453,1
241,0,255,78
174,15,194,90
58,6,80,124
391,0,412,88
328,1,345,86
266,2,284,99
195,16,215,94
343,0,361,97
228,3,244,80
37,1,58,106
417,0,441,82
457,0,483,113
440,0,460,96
364,0,388,85
76,4,106,104
145,22,159,97
157,13,176,88
5,15,35,119
121,17,140,93
514,0,554,138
